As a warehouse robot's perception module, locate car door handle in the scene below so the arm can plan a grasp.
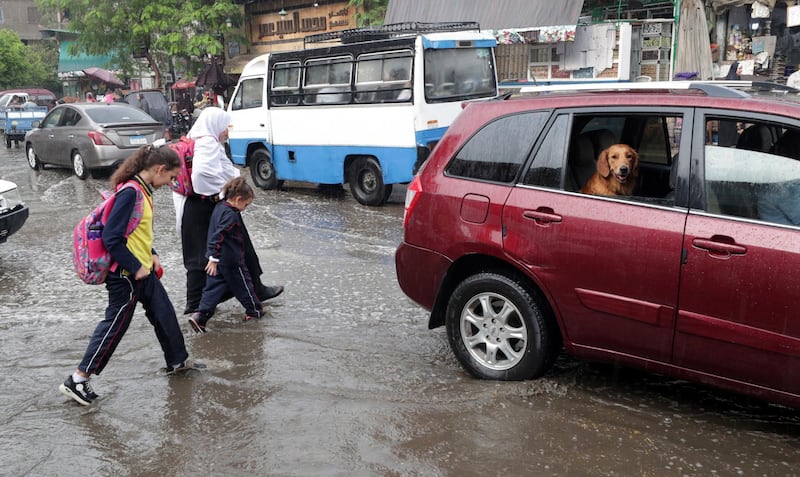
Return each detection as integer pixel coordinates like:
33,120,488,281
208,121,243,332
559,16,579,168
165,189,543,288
523,208,562,225
47,134,55,139
692,237,747,256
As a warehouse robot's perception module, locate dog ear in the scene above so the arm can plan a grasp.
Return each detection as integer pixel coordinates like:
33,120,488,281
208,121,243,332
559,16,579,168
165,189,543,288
630,147,639,175
597,148,611,178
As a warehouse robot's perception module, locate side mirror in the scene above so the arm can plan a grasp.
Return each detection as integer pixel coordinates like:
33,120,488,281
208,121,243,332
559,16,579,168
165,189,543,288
31,120,40,128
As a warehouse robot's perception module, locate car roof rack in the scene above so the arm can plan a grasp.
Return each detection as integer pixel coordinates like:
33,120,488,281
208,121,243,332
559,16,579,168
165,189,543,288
515,80,800,99
304,21,481,47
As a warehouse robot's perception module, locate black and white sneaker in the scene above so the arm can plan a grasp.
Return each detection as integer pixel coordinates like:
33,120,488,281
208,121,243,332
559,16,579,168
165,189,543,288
59,376,97,406
164,361,207,375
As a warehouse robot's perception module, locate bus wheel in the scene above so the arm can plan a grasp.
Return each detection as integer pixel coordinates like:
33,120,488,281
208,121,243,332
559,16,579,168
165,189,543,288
250,149,278,190
348,157,388,206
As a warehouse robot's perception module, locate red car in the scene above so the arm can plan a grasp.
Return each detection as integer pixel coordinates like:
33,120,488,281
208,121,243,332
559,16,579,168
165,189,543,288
395,82,800,408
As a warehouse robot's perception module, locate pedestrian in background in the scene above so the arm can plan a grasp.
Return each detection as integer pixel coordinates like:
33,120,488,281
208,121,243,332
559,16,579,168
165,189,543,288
59,145,196,406
189,177,262,333
138,93,151,115
178,107,283,315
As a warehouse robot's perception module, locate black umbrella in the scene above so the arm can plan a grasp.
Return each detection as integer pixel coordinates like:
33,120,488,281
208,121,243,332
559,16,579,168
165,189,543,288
195,60,232,88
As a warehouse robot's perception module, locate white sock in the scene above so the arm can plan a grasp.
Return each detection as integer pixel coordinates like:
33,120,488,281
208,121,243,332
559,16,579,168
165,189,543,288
72,372,87,383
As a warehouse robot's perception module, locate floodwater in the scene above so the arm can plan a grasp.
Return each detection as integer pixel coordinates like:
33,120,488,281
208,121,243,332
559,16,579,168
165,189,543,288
1,145,800,476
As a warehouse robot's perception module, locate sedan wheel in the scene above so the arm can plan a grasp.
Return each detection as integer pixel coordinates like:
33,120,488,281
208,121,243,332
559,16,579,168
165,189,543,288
446,272,558,380
26,144,41,170
72,151,89,179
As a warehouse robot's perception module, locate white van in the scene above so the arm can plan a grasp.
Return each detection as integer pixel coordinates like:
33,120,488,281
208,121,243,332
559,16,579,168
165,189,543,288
227,22,498,206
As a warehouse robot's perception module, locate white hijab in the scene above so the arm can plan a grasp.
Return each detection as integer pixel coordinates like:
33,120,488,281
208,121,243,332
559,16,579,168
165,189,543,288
187,107,240,197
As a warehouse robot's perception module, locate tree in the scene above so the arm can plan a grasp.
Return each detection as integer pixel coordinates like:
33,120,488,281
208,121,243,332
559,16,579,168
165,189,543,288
0,29,57,90
348,0,389,27
37,0,242,88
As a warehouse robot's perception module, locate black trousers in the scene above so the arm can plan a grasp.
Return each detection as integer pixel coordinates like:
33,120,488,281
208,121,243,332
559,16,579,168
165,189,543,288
181,194,264,311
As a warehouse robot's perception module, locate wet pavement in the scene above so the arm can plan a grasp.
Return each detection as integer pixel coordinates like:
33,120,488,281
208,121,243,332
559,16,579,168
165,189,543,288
1,145,800,476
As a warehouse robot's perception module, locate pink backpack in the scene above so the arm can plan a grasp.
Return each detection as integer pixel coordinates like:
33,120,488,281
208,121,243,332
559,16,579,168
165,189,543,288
72,181,145,284
167,136,195,196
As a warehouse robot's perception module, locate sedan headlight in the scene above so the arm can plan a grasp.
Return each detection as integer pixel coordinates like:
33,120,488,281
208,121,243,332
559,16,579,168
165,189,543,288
0,184,24,214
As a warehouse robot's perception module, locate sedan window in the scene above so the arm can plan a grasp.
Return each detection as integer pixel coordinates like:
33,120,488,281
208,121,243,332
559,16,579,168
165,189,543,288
42,108,64,128
86,107,155,124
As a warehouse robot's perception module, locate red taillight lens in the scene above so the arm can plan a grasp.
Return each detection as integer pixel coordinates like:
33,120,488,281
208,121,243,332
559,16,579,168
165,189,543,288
403,175,422,229
87,131,113,145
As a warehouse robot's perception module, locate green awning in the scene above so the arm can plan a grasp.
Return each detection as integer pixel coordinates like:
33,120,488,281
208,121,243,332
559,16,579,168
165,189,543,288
58,41,116,73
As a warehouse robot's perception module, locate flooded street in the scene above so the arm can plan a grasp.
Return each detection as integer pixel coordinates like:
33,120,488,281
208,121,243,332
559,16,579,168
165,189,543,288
2,145,800,476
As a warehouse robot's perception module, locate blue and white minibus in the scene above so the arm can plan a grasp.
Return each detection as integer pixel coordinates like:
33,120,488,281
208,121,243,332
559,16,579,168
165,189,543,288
227,22,498,206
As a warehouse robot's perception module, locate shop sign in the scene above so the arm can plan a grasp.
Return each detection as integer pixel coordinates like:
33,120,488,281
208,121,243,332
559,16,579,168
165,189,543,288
254,4,354,43
789,5,800,28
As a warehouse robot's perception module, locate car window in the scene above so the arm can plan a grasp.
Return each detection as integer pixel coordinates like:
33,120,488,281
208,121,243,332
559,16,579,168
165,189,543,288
42,108,64,128
60,108,81,127
86,106,155,123
565,113,681,202
445,112,546,183
231,78,264,111
703,121,800,226
523,114,568,188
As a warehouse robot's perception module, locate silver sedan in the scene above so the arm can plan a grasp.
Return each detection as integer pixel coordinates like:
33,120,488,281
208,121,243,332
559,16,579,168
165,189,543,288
24,102,167,179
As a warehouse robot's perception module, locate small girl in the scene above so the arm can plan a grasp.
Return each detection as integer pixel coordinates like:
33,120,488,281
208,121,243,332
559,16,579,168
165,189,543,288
189,177,263,332
60,145,194,406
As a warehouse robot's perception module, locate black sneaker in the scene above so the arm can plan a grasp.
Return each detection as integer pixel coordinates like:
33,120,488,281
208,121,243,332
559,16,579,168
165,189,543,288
59,376,97,406
188,312,208,333
258,285,284,302
165,361,207,375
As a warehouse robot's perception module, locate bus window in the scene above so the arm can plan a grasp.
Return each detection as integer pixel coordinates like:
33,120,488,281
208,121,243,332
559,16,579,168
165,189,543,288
424,47,496,102
231,78,264,111
355,51,412,103
304,56,352,105
271,61,301,105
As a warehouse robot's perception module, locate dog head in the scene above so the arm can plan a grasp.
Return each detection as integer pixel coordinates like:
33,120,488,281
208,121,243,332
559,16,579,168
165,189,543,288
597,144,639,184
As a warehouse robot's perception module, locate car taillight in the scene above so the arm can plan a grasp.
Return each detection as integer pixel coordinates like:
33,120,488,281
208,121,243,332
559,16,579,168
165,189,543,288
403,175,422,229
87,131,113,145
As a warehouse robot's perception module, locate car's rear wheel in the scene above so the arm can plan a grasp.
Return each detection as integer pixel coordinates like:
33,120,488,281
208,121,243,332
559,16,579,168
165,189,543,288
347,156,389,206
446,272,558,380
72,150,89,179
250,148,279,190
26,144,41,170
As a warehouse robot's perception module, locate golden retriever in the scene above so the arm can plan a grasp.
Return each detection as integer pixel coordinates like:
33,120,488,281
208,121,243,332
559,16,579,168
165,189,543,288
580,144,639,196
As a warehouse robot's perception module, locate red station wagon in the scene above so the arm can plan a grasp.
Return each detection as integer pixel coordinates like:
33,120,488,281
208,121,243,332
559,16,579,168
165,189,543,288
395,81,800,408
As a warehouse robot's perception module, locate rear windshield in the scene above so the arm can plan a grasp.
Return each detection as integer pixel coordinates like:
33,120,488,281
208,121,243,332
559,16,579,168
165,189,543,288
86,106,156,124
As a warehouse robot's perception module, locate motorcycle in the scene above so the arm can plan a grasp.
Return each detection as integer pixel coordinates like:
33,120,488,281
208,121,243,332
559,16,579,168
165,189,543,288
169,109,193,138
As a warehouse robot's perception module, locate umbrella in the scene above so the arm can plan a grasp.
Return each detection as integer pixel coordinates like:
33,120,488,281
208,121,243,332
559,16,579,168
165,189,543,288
674,0,713,80
172,78,197,90
82,67,124,87
195,60,232,88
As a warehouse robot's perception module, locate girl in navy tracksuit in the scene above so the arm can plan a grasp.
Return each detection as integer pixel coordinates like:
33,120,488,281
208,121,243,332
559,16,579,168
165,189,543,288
189,177,262,332
60,145,192,406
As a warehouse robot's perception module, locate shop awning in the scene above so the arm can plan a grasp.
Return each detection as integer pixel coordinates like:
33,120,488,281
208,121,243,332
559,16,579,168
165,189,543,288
57,41,116,73
224,54,260,75
384,0,585,30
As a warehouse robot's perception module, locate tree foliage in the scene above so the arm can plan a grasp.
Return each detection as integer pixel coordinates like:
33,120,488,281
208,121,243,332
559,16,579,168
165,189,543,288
36,0,242,87
0,29,58,90
348,0,389,27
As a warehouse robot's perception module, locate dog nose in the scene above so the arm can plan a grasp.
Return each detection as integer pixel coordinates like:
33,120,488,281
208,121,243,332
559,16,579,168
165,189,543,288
619,165,629,175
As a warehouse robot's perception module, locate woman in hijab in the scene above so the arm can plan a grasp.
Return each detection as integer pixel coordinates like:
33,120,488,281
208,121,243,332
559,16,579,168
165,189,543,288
179,107,283,314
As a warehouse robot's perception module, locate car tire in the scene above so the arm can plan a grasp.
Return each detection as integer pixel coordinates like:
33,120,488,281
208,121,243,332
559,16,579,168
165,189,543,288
445,272,558,381
26,144,41,170
347,156,389,206
72,150,89,180
250,149,279,190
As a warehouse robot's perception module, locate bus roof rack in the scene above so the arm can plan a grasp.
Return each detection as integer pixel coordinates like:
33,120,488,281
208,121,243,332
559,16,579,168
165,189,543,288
513,80,800,99
304,21,482,47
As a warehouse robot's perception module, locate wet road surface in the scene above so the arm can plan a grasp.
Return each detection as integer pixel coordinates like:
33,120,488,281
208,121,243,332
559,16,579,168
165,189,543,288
1,145,800,476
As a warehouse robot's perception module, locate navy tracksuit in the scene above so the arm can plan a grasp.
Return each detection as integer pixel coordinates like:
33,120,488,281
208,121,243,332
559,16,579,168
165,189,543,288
197,201,262,319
